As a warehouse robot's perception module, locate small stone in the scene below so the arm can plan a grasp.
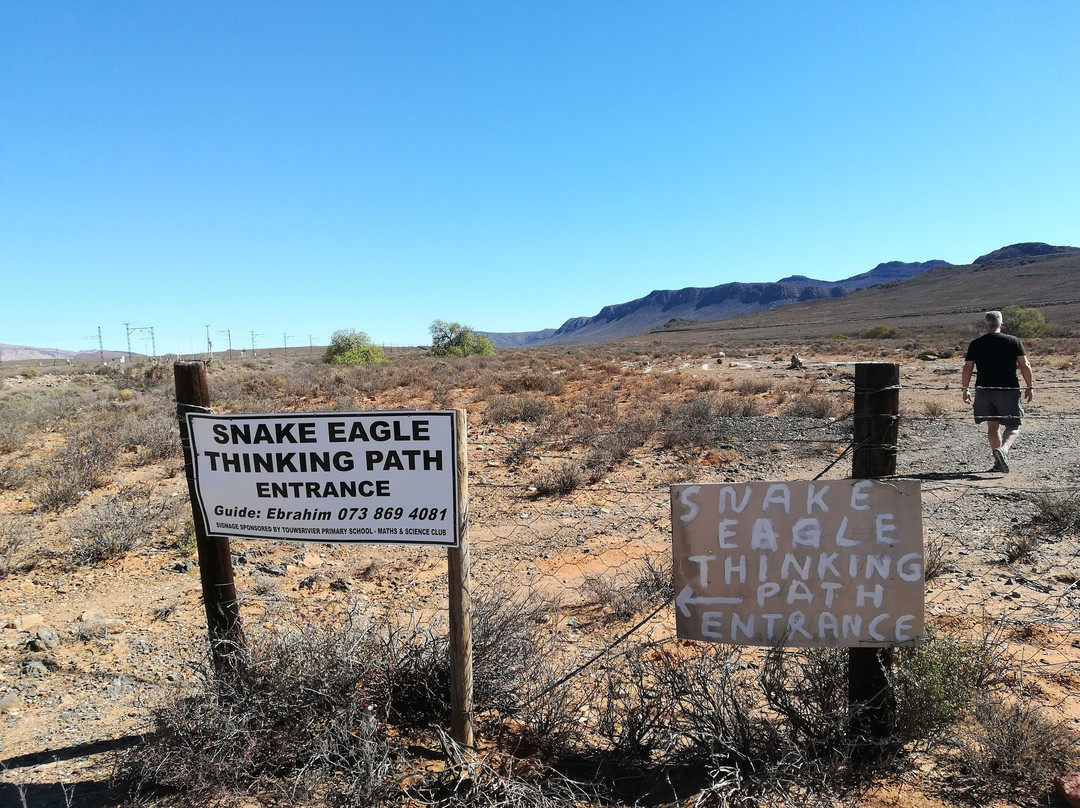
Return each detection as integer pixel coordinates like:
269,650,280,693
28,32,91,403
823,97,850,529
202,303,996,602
7,614,44,632
0,692,23,713
106,676,133,696
83,618,127,634
29,629,62,651
21,659,50,678
1056,772,1080,808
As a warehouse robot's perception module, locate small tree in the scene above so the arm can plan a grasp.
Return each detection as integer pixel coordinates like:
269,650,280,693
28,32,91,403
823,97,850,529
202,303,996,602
429,320,495,358
322,330,386,365
1000,306,1047,340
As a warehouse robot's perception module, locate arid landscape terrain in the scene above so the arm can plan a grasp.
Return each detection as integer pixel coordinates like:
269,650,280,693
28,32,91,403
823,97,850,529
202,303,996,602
2,327,1080,807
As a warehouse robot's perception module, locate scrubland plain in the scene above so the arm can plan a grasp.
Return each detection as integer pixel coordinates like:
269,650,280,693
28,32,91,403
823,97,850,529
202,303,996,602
2,336,1080,807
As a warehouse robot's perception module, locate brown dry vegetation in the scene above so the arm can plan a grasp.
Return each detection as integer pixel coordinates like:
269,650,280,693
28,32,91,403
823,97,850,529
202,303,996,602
2,338,1080,807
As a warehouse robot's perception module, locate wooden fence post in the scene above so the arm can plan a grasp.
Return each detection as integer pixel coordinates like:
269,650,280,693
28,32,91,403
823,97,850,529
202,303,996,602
174,361,244,675
849,362,899,754
447,408,474,746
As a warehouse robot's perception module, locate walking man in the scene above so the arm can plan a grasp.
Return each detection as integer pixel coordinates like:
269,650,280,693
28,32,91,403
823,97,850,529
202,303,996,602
961,310,1034,472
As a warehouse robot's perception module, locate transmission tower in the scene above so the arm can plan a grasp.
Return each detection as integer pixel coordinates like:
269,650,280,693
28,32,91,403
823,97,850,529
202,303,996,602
125,322,155,358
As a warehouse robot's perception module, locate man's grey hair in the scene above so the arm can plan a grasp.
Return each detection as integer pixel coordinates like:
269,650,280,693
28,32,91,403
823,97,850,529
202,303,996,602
985,310,1003,329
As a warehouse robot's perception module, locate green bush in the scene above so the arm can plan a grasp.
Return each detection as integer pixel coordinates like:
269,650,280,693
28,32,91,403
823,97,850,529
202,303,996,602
322,329,386,365
1000,306,1048,339
429,320,495,358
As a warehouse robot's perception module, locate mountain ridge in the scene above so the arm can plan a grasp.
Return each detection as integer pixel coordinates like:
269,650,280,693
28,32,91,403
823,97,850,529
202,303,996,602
482,244,1076,347
482,259,952,347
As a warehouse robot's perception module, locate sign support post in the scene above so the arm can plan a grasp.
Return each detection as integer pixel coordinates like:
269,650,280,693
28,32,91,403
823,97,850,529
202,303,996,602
174,361,244,675
447,408,474,746
849,362,900,753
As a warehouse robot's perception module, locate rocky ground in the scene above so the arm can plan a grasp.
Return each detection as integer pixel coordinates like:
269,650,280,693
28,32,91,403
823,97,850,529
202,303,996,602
2,351,1079,807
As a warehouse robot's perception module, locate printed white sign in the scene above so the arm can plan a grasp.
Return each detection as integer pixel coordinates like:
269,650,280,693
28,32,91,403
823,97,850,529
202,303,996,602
186,411,460,546
671,479,923,647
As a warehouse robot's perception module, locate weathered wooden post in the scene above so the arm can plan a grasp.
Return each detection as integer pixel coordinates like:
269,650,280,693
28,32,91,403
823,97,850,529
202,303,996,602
174,361,244,675
849,362,899,753
447,408,474,746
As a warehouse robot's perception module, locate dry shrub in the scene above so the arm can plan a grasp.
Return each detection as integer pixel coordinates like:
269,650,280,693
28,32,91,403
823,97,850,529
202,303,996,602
732,377,774,396
921,398,948,418
759,647,850,765
71,488,180,565
126,590,561,805
691,376,722,392
582,554,673,623
922,537,955,582
588,643,685,763
373,588,560,728
407,737,599,808
1027,489,1080,536
585,414,655,472
1002,529,1043,563
0,462,26,491
957,698,1077,802
34,431,113,511
505,430,543,467
654,370,685,392
658,396,719,449
497,368,564,395
714,393,767,417
0,409,30,454
0,515,34,579
486,395,550,424
782,393,846,419
579,391,619,424
123,612,396,807
530,460,586,497
100,407,182,463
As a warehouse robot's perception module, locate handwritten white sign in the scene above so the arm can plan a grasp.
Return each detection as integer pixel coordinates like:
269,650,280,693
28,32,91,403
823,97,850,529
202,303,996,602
671,479,923,647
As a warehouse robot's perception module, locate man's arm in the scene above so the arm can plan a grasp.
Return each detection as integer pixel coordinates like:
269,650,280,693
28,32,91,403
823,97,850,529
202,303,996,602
961,360,974,404
1018,355,1033,402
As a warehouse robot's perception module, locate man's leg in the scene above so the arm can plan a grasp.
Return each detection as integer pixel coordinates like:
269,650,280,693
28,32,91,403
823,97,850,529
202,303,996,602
1002,426,1020,453
986,420,1009,471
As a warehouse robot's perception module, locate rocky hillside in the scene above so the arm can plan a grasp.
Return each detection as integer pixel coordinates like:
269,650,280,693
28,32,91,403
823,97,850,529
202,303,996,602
974,242,1078,264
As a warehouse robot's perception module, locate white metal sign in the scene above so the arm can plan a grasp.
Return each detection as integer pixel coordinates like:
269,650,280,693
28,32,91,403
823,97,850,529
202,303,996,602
671,479,923,647
186,411,460,546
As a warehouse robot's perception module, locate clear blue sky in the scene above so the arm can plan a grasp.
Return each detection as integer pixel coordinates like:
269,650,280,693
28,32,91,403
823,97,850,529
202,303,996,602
2,1,1078,353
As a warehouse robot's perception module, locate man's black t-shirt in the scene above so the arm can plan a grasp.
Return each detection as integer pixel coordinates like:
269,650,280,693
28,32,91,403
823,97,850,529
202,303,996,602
964,332,1026,389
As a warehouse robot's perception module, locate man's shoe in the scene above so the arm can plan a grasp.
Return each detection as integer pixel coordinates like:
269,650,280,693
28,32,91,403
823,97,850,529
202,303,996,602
993,448,1010,473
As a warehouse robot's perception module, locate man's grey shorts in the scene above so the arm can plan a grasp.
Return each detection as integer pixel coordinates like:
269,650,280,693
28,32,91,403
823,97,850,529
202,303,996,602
973,388,1023,427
